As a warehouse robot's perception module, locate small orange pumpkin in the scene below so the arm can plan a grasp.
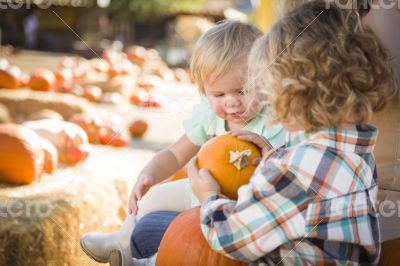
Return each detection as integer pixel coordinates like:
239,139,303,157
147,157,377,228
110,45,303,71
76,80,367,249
197,134,261,199
156,207,246,266
0,124,45,185
125,45,147,66
161,166,188,184
0,67,21,89
128,119,148,138
39,138,58,174
82,85,103,102
69,113,102,144
28,69,56,91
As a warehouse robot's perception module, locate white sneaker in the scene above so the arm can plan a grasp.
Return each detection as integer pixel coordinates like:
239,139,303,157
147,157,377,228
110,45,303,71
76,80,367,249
80,214,136,262
109,249,157,266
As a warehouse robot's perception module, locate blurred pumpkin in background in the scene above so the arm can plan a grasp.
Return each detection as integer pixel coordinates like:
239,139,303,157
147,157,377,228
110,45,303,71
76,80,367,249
39,138,58,174
22,119,90,165
129,119,148,138
0,66,22,89
0,124,45,185
125,45,147,66
82,85,103,102
197,134,261,199
54,68,74,87
69,113,102,144
28,69,56,91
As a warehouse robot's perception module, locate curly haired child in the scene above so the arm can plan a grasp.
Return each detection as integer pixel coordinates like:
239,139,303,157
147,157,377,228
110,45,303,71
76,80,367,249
190,1,396,265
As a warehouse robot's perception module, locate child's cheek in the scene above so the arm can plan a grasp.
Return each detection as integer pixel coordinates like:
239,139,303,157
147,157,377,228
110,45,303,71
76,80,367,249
210,98,226,118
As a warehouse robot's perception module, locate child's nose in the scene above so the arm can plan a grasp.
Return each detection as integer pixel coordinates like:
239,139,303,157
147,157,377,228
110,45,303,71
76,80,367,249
225,95,241,107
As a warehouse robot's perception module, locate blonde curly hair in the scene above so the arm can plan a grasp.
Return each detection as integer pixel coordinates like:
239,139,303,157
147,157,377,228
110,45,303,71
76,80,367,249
190,20,262,94
248,0,396,132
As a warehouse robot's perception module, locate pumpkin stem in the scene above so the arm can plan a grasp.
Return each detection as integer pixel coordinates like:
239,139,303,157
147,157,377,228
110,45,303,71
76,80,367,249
229,149,252,170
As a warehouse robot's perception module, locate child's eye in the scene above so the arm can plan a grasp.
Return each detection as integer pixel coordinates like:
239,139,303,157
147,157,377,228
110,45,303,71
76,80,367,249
238,89,245,95
214,94,224,97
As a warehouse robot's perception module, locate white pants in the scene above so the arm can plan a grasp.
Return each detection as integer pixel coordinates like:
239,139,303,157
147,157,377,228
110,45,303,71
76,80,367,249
136,178,192,220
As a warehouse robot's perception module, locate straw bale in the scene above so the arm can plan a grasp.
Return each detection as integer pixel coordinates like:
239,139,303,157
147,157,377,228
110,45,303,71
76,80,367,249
0,145,154,266
84,75,135,97
0,89,92,122
0,104,10,123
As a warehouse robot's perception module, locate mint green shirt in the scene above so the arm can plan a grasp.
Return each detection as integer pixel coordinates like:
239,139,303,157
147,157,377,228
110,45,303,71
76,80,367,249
183,97,286,148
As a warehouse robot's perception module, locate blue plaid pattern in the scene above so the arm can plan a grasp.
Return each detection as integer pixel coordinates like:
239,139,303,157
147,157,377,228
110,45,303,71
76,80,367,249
200,125,380,265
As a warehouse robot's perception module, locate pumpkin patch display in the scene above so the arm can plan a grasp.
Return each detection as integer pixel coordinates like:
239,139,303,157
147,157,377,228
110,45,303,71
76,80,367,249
156,207,246,266
0,124,45,185
197,134,261,199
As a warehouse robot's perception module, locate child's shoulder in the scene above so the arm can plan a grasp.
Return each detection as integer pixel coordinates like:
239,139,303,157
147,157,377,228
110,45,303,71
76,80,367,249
183,97,218,146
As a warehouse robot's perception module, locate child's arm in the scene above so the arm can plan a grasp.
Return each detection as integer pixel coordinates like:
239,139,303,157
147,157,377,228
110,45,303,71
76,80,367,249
129,134,200,214
192,158,312,263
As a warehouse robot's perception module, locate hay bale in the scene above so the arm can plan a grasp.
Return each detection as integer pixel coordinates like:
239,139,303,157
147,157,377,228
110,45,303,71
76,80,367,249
0,145,154,266
84,75,135,97
0,89,92,122
0,104,10,123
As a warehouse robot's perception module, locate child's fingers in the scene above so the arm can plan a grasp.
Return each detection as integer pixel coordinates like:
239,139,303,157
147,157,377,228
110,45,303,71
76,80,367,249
187,157,199,178
135,188,143,201
237,134,263,146
199,168,212,179
128,194,138,214
230,130,249,136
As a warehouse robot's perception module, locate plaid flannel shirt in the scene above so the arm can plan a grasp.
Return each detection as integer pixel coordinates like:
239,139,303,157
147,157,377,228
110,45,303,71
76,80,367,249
200,125,380,265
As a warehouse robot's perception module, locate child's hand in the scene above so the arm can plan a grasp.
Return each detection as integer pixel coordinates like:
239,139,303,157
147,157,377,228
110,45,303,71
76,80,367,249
128,175,155,214
230,130,273,165
188,157,221,203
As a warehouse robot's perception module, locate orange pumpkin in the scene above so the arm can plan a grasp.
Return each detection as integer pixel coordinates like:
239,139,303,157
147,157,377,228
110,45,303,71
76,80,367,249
125,45,147,66
89,58,110,73
99,127,130,147
54,68,74,86
0,124,45,185
197,134,261,199
128,119,148,138
39,138,58,174
82,85,103,102
156,207,246,266
69,113,102,144
28,69,56,91
0,66,21,89
162,166,187,184
130,90,163,108
59,144,90,165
